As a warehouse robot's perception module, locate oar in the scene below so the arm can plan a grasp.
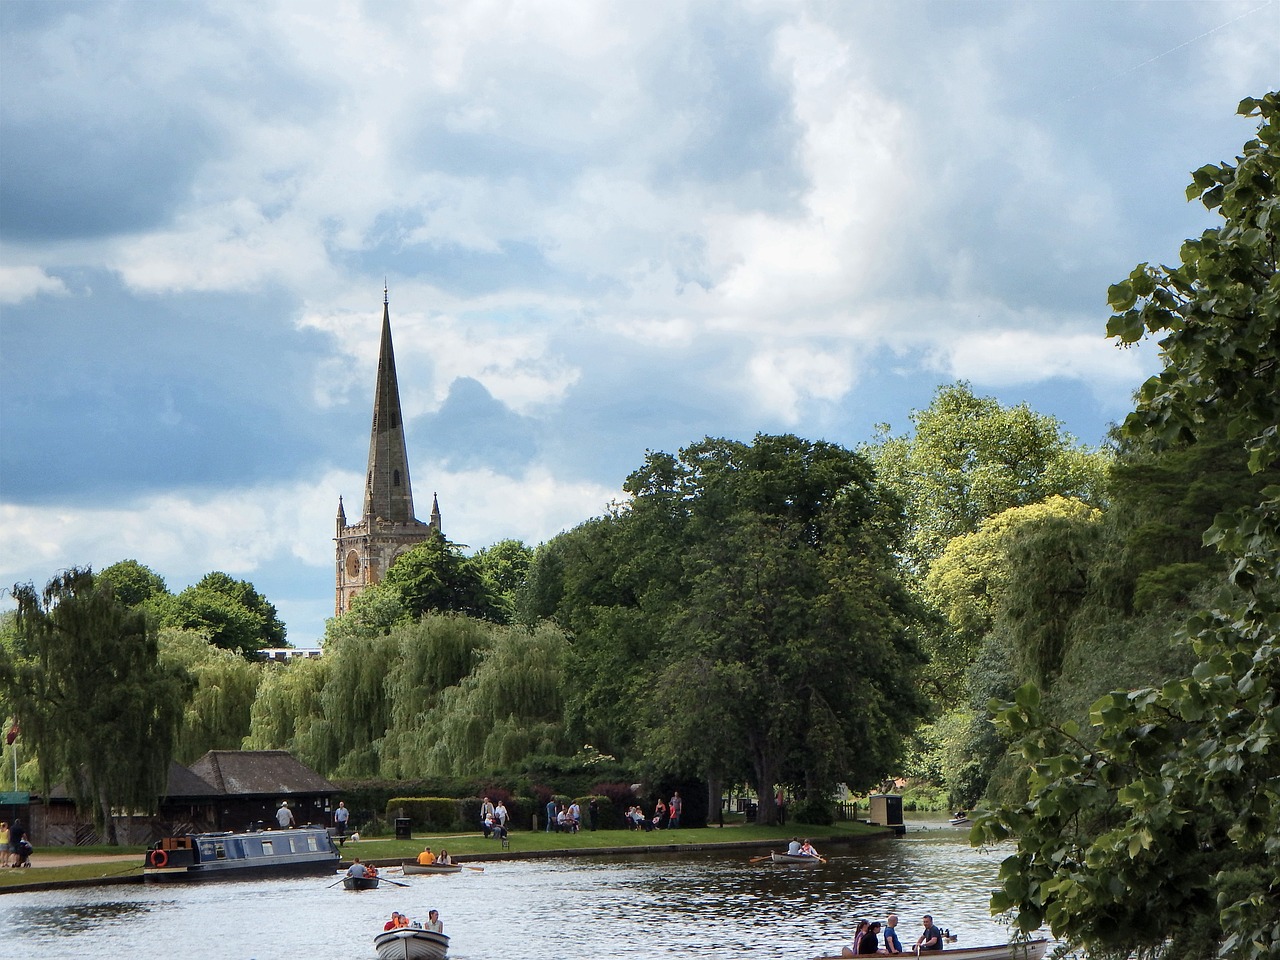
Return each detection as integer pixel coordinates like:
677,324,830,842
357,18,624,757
457,863,485,872
748,853,773,863
326,876,347,888
380,875,411,887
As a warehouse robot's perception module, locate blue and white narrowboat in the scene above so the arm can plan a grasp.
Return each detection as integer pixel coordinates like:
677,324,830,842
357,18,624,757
143,825,341,882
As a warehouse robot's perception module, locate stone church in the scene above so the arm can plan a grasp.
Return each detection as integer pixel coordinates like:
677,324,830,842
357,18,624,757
334,291,441,615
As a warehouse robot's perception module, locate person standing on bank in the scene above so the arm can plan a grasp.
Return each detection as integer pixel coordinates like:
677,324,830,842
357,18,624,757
276,801,295,829
668,791,682,828
334,801,349,841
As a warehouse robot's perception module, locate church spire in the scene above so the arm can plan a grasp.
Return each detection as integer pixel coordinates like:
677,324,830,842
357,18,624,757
362,292,417,523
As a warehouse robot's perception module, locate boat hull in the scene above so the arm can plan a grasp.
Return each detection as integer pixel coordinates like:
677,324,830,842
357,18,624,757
344,875,381,890
402,861,462,874
374,928,449,960
814,938,1049,960
771,853,822,864
142,826,341,882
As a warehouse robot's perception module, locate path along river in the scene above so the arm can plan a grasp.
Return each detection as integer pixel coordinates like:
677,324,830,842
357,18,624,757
0,820,1047,960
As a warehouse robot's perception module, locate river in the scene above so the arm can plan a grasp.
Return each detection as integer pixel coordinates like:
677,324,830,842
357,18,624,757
0,821,1043,959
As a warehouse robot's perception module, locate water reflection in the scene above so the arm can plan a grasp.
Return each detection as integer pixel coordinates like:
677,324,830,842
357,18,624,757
0,822,1030,959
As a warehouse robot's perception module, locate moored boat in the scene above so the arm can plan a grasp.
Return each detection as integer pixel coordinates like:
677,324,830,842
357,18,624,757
814,937,1048,960
344,874,381,890
374,927,449,960
143,825,341,882
401,860,462,875
771,852,823,865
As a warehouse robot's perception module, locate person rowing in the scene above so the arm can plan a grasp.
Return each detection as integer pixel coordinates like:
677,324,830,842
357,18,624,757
799,839,820,859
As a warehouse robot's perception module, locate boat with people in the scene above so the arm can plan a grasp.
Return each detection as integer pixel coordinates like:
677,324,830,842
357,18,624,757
401,860,462,875
143,825,341,882
813,936,1049,960
950,811,971,826
770,852,823,865
374,927,449,960
344,874,381,890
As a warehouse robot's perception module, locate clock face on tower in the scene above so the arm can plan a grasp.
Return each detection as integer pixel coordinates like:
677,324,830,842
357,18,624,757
345,552,361,578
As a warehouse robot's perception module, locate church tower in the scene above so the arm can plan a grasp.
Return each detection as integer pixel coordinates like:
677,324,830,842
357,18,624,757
334,290,441,615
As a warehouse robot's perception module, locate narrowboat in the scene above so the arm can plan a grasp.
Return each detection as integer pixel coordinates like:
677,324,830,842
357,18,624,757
143,825,341,882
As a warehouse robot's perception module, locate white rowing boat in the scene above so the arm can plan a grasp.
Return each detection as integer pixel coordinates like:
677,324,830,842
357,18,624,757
814,936,1049,960
771,852,823,865
401,860,463,875
374,927,449,960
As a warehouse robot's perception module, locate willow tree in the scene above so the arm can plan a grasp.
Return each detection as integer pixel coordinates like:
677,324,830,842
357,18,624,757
159,628,264,764
243,654,329,764
1,568,191,843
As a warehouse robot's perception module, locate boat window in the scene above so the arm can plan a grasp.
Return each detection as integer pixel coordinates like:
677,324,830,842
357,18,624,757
262,840,274,856
306,837,318,851
214,842,227,861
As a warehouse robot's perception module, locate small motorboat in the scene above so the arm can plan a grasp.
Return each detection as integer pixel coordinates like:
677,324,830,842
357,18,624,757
401,860,462,875
343,874,381,890
814,936,1048,960
770,852,823,865
374,926,449,960
950,811,971,826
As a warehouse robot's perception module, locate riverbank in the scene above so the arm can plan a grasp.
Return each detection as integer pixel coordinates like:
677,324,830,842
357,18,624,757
0,820,897,894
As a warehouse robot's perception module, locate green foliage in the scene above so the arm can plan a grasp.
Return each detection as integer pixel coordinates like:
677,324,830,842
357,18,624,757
98,559,168,607
542,434,928,821
1,568,192,843
382,533,508,622
385,797,465,831
149,571,286,655
158,627,264,763
868,381,1108,572
981,92,1280,960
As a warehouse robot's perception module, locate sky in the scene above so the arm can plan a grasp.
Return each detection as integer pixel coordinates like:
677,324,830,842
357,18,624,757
2,1,1277,646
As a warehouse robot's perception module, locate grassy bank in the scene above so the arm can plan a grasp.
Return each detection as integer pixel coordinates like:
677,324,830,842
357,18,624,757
0,821,886,890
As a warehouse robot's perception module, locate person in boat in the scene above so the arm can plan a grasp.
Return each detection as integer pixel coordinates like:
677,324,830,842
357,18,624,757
917,914,944,951
436,849,451,865
785,837,803,856
346,857,367,878
799,839,819,858
424,908,443,933
276,801,295,829
384,912,406,930
366,862,379,879
858,921,882,954
417,846,436,866
841,919,869,956
882,913,903,954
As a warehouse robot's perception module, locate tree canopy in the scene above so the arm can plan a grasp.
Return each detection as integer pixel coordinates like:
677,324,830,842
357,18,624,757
977,92,1280,960
1,568,191,843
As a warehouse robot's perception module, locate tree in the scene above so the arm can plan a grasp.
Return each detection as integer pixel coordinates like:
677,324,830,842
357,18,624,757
98,559,168,607
150,571,286,656
381,533,507,623
159,628,264,764
867,382,1109,572
559,434,928,822
0,568,191,843
977,92,1280,960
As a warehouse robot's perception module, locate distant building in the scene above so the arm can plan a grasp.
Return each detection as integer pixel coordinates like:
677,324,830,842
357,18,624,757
256,647,323,663
334,289,441,615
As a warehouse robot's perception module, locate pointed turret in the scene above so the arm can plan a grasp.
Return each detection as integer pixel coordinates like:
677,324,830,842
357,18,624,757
362,291,417,524
336,495,347,535
430,492,442,532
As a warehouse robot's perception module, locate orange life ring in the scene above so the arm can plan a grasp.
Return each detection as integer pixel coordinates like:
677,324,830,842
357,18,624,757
149,849,168,868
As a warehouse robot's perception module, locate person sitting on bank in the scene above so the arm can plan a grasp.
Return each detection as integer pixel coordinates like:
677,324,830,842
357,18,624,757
347,857,367,878
417,846,436,865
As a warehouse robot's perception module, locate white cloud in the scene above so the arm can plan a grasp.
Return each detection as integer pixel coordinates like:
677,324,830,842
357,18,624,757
0,266,68,304
746,344,857,424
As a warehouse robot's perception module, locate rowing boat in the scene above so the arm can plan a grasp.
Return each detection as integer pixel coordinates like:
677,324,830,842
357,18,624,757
401,860,463,875
343,874,380,890
814,937,1049,960
771,852,823,865
374,927,449,959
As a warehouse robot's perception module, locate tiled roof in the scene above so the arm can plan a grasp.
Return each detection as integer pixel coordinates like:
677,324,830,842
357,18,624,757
187,750,338,797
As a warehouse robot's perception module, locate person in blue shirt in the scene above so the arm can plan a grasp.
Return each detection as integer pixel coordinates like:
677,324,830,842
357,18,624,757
882,914,903,954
